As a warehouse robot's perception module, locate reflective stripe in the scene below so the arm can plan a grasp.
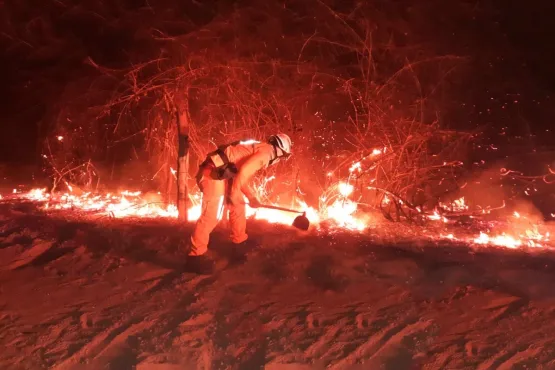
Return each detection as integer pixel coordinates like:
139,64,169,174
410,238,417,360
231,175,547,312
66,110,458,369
216,195,225,221
210,153,225,168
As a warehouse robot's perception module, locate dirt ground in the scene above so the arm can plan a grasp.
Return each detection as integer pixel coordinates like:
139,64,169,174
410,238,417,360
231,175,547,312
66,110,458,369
1,201,555,369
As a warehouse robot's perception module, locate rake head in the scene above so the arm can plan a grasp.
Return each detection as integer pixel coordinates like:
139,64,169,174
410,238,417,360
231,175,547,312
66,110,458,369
292,212,310,231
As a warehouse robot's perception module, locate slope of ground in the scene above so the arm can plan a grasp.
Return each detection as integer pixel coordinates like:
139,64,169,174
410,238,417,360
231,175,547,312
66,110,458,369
1,200,555,369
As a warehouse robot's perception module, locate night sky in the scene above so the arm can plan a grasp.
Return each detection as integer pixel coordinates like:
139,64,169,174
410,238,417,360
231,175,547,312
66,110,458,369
0,0,554,165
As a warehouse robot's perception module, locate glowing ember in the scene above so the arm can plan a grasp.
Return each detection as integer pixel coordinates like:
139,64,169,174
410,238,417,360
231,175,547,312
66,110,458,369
438,197,468,213
26,188,50,201
316,181,367,231
371,147,386,156
349,162,361,173
338,182,354,197
21,188,179,218
10,184,356,231
427,211,448,223
473,232,522,249
382,195,391,204
4,158,553,251
324,198,366,231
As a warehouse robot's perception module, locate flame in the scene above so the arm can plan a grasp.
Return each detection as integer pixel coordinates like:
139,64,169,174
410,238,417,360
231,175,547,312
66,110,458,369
473,232,522,249
427,211,448,223
11,183,356,231
20,188,179,218
437,209,551,249
324,198,366,231
349,162,361,173
338,182,354,197
5,156,553,251
438,196,468,212
8,186,552,249
371,147,386,156
316,181,367,231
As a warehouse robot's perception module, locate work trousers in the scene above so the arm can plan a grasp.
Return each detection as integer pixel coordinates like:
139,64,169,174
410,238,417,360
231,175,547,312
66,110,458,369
189,170,248,256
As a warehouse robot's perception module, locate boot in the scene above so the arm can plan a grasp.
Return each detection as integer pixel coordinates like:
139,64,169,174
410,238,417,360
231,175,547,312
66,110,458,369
228,239,259,265
184,253,215,275
236,239,261,253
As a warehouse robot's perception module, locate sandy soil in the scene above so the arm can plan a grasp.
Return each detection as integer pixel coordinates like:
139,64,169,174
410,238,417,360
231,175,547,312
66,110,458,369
1,201,555,369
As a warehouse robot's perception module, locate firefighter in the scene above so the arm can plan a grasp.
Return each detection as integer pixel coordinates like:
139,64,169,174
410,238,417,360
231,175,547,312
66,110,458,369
185,134,293,274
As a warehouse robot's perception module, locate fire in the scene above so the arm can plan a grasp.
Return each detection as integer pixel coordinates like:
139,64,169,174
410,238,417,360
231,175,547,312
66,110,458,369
10,184,348,230
473,232,522,249
349,162,361,173
324,198,366,231
435,208,551,249
315,181,368,231
439,196,469,212
371,147,386,156
338,182,354,197
7,185,553,250
22,188,179,218
427,211,448,223
4,156,553,251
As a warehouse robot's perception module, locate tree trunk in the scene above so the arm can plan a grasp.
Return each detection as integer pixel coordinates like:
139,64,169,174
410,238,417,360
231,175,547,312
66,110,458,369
176,106,190,221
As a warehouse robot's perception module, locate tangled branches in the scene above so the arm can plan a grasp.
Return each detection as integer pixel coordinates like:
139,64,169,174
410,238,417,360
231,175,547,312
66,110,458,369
27,0,476,220
501,167,555,185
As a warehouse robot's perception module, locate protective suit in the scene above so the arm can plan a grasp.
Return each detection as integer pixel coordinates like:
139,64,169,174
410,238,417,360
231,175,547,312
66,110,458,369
189,141,276,256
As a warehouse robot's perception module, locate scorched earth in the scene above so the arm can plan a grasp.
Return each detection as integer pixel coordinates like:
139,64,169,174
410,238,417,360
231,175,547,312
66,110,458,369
1,189,555,369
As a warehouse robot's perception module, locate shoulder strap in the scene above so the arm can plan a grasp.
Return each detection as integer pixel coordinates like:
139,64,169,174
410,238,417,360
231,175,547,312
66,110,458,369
207,140,243,168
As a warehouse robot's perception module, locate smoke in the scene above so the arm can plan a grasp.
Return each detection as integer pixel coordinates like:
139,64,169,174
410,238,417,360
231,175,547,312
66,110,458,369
448,159,551,223
452,165,509,210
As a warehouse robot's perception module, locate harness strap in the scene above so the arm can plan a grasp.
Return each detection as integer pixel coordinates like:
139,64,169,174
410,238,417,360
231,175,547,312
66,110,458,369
207,140,241,168
268,144,279,166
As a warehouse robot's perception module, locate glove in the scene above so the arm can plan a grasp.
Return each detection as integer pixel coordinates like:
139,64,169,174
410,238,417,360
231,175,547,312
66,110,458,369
248,198,262,208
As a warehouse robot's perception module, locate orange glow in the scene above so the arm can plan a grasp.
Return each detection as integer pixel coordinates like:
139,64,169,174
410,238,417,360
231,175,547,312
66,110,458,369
11,186,553,248
14,185,342,229
7,158,553,250
338,182,354,197
473,232,522,249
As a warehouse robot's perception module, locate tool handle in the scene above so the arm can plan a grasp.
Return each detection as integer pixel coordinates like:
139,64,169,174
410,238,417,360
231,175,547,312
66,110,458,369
257,204,304,214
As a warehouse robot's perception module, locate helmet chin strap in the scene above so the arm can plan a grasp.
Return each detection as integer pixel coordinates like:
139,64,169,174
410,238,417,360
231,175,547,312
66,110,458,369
268,144,280,166
268,141,291,166
269,144,289,166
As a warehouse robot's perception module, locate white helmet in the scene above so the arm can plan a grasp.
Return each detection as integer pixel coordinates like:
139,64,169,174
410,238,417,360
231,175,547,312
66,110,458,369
269,133,292,155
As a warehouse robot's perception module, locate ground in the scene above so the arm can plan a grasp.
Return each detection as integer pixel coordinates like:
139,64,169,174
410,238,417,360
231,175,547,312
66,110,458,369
1,200,555,370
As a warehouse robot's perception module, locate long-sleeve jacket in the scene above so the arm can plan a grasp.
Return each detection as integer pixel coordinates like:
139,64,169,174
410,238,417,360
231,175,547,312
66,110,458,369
223,142,276,204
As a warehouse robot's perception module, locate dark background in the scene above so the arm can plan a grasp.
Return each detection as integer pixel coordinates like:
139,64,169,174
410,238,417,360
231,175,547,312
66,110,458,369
0,0,554,166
